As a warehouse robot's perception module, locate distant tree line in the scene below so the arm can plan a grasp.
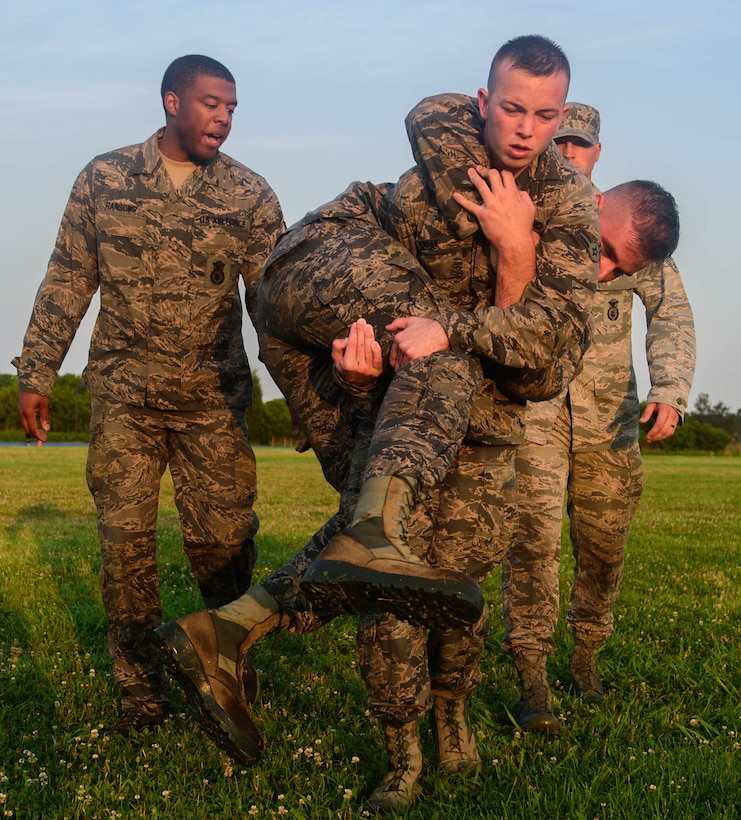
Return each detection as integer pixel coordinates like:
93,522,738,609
1,374,739,453
0,373,296,446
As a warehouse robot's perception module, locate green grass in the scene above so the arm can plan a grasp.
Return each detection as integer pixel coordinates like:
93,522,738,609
1,448,740,818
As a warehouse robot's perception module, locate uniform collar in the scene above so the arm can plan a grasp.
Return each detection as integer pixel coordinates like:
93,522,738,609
131,129,232,187
516,141,568,190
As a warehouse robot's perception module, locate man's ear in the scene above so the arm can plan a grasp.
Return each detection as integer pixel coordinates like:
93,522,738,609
595,192,605,212
559,104,569,128
477,88,489,120
163,90,179,118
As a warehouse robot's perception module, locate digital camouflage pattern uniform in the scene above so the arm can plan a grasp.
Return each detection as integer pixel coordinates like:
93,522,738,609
502,257,696,657
14,130,284,712
358,93,599,724
254,92,599,724
256,181,499,627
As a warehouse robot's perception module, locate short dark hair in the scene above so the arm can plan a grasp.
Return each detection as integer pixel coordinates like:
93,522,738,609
613,180,680,262
160,55,235,103
487,35,570,92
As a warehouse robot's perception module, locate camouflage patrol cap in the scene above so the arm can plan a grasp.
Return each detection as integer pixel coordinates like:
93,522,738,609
555,102,601,146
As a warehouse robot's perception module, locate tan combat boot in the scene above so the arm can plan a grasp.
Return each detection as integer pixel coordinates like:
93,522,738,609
512,648,560,734
432,695,481,775
366,719,424,813
301,475,484,630
154,586,288,765
570,634,605,702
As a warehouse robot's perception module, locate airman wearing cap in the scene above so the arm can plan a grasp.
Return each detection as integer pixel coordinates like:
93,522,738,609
554,101,602,181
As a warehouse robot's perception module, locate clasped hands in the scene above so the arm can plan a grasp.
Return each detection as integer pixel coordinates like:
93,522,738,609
333,166,538,382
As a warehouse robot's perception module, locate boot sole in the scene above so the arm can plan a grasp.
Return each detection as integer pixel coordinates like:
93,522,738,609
301,560,484,629
153,622,263,766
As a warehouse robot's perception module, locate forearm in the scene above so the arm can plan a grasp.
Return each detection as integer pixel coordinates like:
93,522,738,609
493,240,537,308
15,169,100,393
639,258,696,419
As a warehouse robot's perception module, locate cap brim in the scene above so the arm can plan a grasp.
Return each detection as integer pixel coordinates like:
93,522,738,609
554,127,597,146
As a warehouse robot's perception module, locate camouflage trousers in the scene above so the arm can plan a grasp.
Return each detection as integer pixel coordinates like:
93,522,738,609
502,399,644,654
260,413,377,621
258,209,483,496
264,441,516,722
86,400,258,709
257,209,491,626
358,443,517,723
256,192,514,722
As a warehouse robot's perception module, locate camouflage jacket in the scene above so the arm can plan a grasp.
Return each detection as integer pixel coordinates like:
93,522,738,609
383,93,599,444
13,130,284,411
524,258,696,451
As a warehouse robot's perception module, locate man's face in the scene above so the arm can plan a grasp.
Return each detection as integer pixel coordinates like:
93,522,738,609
597,193,648,282
162,74,237,164
477,60,568,176
555,137,601,180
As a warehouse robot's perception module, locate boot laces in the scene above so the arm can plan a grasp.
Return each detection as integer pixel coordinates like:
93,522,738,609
384,725,416,792
440,698,464,749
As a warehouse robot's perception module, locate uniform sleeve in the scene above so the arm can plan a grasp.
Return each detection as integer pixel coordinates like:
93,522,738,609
240,182,285,325
404,93,489,240
403,93,598,375
12,164,101,396
438,173,598,374
635,257,696,420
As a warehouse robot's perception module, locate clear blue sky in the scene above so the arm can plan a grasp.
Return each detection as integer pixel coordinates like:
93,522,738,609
2,0,738,410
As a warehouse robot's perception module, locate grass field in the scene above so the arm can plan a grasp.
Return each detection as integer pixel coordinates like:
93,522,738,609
0,447,739,819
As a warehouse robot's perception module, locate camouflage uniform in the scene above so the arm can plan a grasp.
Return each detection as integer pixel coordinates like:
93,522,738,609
258,180,478,495
358,441,517,722
356,93,599,722
502,258,696,655
14,130,284,710
257,93,599,721
256,182,490,625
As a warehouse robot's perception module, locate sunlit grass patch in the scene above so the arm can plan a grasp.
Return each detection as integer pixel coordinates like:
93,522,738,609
0,449,740,817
